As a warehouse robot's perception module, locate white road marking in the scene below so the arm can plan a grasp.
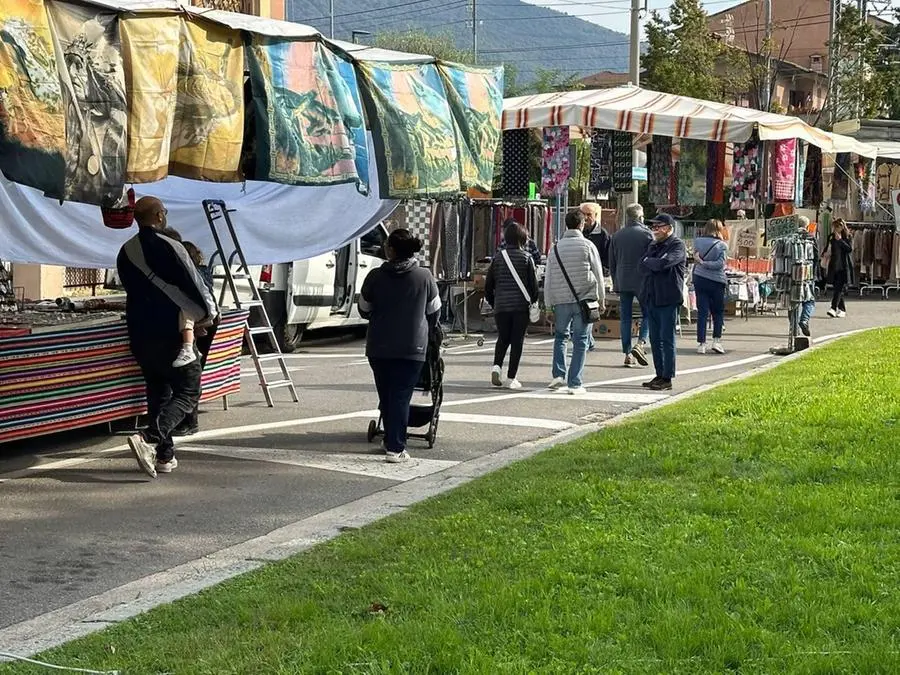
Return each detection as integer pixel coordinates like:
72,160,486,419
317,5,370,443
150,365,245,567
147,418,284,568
240,367,307,378
522,391,669,404
275,353,366,360
439,412,574,430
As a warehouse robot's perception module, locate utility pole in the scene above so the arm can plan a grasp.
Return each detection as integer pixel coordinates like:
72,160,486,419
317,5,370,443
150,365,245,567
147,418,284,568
629,0,641,203
827,0,838,126
329,0,335,39
762,0,772,111
471,0,478,63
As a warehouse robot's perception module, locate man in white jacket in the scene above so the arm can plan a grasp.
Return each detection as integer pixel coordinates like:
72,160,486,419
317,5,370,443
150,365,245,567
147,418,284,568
544,210,606,394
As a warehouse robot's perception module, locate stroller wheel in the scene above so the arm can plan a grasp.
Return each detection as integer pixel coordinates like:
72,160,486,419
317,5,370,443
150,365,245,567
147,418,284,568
425,431,434,449
476,337,484,347
366,420,377,443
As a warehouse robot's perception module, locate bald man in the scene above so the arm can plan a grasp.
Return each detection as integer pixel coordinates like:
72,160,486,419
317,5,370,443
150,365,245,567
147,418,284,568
116,197,217,478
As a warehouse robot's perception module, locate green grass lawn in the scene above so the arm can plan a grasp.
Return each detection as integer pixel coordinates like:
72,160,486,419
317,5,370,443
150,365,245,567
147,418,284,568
4,329,900,674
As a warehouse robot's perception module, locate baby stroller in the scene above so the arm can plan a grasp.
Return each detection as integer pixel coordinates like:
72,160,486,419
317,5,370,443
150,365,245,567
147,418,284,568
366,325,445,449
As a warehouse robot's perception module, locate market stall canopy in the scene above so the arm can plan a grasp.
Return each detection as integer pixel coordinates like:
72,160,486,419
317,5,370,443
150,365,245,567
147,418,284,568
502,85,878,158
866,141,900,160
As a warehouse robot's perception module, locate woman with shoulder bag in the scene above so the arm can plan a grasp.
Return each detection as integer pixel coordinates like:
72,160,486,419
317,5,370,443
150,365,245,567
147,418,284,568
824,219,854,318
485,220,539,389
692,219,729,355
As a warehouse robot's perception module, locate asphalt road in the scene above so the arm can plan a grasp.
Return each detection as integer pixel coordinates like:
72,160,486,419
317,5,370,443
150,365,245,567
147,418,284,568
1,299,896,644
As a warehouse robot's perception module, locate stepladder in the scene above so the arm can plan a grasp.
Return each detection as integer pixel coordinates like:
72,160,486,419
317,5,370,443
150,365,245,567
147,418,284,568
202,199,299,407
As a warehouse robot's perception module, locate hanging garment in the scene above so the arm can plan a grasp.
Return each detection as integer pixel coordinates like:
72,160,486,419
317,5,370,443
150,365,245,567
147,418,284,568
437,63,504,193
831,153,851,202
502,129,529,198
731,140,760,210
541,126,569,197
876,161,896,204
677,140,707,206
46,0,127,206
794,141,807,208
772,138,796,202
612,131,633,193
706,142,726,205
648,136,672,205
803,144,823,206
860,159,877,214
0,0,66,195
588,129,613,197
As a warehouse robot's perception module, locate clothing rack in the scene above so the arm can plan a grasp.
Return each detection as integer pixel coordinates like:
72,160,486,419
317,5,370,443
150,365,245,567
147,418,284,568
843,222,898,299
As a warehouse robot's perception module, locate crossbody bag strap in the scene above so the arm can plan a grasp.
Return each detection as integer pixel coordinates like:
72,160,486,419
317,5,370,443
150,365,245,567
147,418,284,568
501,250,530,303
553,245,580,303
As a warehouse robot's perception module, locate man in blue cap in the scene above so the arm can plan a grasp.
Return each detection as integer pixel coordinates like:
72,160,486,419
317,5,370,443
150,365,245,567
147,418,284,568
639,213,687,391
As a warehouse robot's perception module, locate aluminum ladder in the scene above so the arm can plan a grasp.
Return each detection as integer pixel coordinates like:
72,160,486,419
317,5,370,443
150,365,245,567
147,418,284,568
202,199,299,407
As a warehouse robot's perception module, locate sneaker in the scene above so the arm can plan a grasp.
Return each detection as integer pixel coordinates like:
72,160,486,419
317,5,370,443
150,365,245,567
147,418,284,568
548,377,567,390
799,322,811,337
631,342,650,367
827,308,838,318
385,450,410,463
649,379,673,391
127,434,157,478
697,343,708,355
491,365,503,387
711,341,726,355
156,457,178,474
642,377,662,389
172,345,197,368
172,422,199,437
507,379,522,390
568,386,587,395
624,354,638,368
837,310,846,318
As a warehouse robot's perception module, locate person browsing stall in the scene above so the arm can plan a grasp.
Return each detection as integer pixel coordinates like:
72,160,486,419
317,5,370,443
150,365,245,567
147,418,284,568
692,219,729,355
609,203,653,368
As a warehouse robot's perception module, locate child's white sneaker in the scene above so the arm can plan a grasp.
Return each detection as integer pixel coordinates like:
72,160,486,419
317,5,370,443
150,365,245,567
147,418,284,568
173,345,197,368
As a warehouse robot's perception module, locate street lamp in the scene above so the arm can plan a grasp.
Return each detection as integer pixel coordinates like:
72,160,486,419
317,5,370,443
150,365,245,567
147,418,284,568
352,30,372,44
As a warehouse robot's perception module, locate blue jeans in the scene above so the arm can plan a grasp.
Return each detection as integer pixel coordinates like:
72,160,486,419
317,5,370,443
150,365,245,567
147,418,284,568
693,276,726,344
553,302,590,388
369,358,424,453
647,304,679,380
619,291,649,354
799,300,815,326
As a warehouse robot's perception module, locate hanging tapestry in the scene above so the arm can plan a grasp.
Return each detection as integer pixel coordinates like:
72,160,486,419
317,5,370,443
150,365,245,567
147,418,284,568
588,129,612,197
802,144,823,206
772,138,796,202
247,37,366,191
121,16,244,183
46,0,126,206
677,139,706,206
794,141,806,208
859,159,876,214
831,153,851,202
502,128,529,197
648,135,672,205
0,0,66,195
541,126,569,196
357,61,460,199
731,140,759,210
706,141,726,205
332,53,368,190
612,131,632,193
437,62,504,193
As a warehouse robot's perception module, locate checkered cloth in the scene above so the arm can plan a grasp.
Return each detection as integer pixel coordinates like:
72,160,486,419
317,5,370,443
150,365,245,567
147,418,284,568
385,200,431,265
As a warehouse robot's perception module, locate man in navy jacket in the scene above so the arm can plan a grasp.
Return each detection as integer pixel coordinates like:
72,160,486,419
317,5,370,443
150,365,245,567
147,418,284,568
639,214,687,391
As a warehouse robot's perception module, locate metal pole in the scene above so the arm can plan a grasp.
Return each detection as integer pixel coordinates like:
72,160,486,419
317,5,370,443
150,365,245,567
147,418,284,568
329,0,334,39
827,0,838,126
472,0,478,63
629,0,641,203
762,0,772,111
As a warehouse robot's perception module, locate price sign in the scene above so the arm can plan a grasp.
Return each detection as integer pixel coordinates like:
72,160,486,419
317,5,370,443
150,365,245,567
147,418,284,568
765,214,798,241
736,228,757,249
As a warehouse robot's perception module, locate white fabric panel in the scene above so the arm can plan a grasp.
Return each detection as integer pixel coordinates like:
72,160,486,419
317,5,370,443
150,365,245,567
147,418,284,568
0,138,398,268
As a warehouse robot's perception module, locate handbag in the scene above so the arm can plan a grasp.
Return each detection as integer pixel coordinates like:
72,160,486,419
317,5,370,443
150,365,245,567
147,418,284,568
501,249,540,323
553,246,600,324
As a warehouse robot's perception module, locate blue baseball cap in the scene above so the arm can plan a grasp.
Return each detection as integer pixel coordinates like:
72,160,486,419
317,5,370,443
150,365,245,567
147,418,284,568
648,213,676,228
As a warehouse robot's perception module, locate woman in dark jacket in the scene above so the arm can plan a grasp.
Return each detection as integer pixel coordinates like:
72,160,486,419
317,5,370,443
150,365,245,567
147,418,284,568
485,220,539,389
359,229,441,463
825,219,854,318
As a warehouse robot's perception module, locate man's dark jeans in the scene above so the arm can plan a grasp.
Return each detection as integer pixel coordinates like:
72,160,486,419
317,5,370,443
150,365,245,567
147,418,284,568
132,339,202,463
647,304,679,381
369,358,424,453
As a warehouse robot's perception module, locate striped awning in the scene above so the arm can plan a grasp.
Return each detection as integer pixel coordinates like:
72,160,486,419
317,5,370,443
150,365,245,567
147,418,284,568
502,85,878,158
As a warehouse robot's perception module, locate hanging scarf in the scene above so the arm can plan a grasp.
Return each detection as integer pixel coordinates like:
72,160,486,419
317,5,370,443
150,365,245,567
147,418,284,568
831,153,851,202
730,139,760,210
502,129,529,198
772,139,796,202
794,141,807,208
589,129,613,197
648,135,673,205
541,126,569,196
677,140,707,206
803,144,823,206
859,158,877,214
612,131,633,192
706,142,726,205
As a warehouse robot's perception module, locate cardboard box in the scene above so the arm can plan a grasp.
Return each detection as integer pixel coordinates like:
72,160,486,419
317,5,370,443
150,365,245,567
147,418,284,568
593,318,641,339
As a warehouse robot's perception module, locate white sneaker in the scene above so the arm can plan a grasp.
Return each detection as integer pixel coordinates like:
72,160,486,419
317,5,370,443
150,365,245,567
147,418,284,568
385,450,410,463
507,379,522,390
491,365,503,387
568,386,587,395
711,341,726,354
156,457,178,474
697,343,708,354
837,310,846,318
827,309,838,318
548,377,566,390
172,344,197,368
127,434,157,478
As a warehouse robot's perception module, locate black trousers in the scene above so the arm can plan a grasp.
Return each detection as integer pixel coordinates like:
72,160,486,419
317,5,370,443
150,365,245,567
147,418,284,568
493,310,530,379
132,338,202,463
182,316,219,428
369,358,424,453
831,270,848,311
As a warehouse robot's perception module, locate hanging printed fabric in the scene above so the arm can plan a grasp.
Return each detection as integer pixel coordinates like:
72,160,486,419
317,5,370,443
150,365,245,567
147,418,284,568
676,139,706,206
247,37,366,191
803,144,823,206
541,126,569,196
706,141,726,205
45,0,127,206
357,61,460,199
588,129,612,197
501,128,529,197
831,153,851,202
437,62,504,192
794,141,806,208
731,139,760,210
121,16,244,183
648,135,672,204
612,131,632,193
859,158,876,214
772,138,796,202
0,0,66,195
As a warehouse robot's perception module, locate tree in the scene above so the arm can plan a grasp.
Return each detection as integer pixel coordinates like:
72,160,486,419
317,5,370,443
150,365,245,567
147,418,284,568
872,8,900,120
827,4,886,123
374,30,474,65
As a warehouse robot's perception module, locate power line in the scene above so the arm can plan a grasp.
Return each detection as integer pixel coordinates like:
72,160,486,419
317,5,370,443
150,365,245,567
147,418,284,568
297,0,449,23
480,39,630,53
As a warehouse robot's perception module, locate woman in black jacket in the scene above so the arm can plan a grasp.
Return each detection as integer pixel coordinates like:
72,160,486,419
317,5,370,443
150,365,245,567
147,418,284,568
485,220,539,389
359,229,441,463
825,219,854,318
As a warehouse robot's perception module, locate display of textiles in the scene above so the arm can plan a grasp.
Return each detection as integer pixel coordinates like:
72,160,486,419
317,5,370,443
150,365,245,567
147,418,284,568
588,129,612,197
46,0,127,205
648,136,672,205
501,128,529,197
795,141,806,208
876,162,900,204
430,201,474,280
247,37,366,191
612,131,632,193
859,159,876,214
0,0,66,195
541,126,569,196
772,138,796,202
677,140,706,206
772,235,816,302
357,61,460,199
437,63,504,193
731,140,760,210
706,141,725,205
803,144,823,206
831,153,851,202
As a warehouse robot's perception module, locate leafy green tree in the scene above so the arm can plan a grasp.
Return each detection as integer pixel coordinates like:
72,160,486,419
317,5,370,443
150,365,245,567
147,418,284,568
828,4,887,122
374,30,474,65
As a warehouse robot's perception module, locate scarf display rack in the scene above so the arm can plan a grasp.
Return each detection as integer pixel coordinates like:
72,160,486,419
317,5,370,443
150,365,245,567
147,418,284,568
770,233,817,354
